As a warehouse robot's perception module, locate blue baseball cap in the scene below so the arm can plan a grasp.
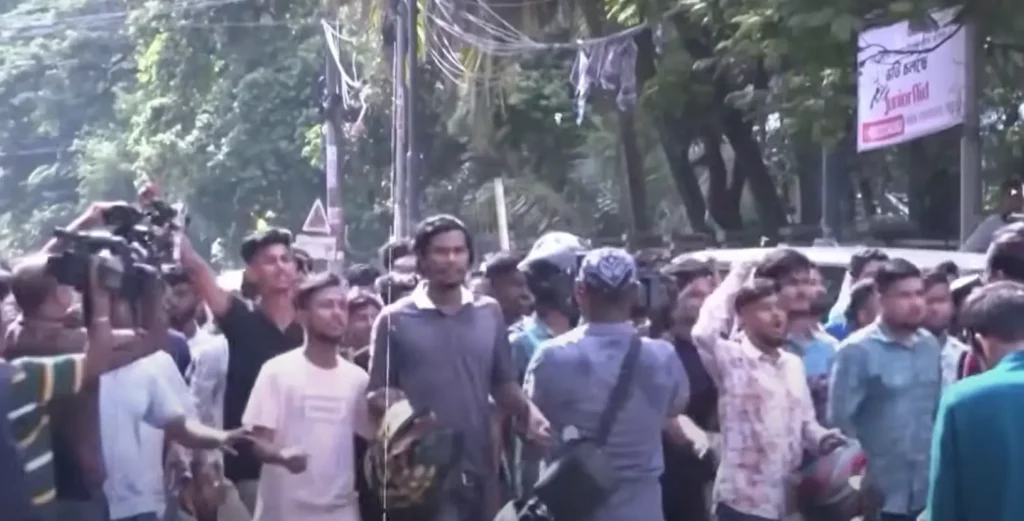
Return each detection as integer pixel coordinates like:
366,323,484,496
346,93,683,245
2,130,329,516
577,247,637,292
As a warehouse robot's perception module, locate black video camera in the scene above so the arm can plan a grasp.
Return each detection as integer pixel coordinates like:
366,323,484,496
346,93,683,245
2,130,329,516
45,199,187,300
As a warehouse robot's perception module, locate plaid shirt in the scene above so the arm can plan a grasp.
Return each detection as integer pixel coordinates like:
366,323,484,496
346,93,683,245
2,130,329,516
692,263,828,519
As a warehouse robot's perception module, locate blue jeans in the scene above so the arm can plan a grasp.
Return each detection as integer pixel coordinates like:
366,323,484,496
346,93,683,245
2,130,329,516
715,503,780,521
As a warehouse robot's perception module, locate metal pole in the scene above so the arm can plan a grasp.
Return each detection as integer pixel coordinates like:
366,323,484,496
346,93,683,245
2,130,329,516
391,0,408,237
405,0,420,227
323,2,344,270
959,20,982,245
820,145,834,242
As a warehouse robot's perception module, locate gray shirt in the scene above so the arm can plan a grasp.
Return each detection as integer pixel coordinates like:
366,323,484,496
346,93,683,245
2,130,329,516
524,322,688,521
366,285,516,476
827,322,942,515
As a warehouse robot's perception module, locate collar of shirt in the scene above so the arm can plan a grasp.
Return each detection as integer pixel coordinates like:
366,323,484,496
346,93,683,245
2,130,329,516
995,350,1024,371
410,282,474,310
578,321,634,337
864,320,929,348
522,314,554,339
739,335,784,365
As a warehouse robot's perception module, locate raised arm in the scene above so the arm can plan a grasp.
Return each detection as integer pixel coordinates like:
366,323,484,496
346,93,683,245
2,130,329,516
690,260,756,384
178,235,232,318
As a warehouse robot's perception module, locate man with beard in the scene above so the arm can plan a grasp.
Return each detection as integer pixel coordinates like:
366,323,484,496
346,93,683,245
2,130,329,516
243,273,373,521
693,259,843,521
367,215,551,521
757,251,838,424
828,258,942,521
178,229,305,514
920,270,969,388
482,251,533,328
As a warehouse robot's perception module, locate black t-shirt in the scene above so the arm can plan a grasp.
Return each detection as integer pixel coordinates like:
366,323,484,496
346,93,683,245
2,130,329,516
219,297,303,482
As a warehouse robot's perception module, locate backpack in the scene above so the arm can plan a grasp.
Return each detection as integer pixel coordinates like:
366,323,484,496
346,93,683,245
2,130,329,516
0,362,32,520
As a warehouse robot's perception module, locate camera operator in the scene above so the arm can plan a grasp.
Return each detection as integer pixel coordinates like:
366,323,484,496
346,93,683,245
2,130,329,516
176,229,304,514
4,202,173,521
2,256,128,521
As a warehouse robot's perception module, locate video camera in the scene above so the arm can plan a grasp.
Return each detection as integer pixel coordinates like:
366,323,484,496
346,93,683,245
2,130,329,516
45,198,188,300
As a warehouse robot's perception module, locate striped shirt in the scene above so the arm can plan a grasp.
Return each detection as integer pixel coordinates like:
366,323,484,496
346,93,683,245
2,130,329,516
6,354,86,512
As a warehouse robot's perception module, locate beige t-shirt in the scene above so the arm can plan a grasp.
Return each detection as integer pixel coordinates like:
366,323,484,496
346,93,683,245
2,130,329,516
242,348,373,521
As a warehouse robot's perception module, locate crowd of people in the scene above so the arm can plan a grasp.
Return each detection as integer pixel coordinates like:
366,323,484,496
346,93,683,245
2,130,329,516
3,202,1024,521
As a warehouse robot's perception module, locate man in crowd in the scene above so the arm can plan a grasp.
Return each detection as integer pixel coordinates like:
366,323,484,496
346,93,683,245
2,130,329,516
167,268,248,521
525,247,690,521
481,251,533,327
341,288,382,368
693,257,843,521
920,270,969,388
928,281,1024,521
367,214,551,521
827,248,889,326
178,228,304,513
244,272,374,521
757,250,838,423
830,279,879,341
5,204,172,521
661,259,718,521
374,271,417,306
829,259,942,521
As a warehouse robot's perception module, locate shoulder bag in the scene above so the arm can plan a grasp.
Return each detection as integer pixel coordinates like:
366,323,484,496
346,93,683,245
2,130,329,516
531,334,642,521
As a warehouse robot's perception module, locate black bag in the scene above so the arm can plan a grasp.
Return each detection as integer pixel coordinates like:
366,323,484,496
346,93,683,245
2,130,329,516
531,335,642,521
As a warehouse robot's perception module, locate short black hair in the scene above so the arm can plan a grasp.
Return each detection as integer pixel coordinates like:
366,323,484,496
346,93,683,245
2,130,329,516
960,280,1024,343
874,258,921,294
754,248,813,283
734,278,777,313
412,214,474,264
844,279,877,324
346,263,381,288
661,258,713,290
294,272,344,310
347,287,383,313
483,250,525,281
375,272,418,305
379,238,413,272
922,269,951,291
240,228,292,264
987,222,1024,282
293,248,313,274
934,260,959,280
849,248,889,279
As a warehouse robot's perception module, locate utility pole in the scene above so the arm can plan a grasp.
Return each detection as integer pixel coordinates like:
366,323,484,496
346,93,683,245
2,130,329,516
391,0,408,237
323,0,345,270
959,20,981,244
405,0,420,227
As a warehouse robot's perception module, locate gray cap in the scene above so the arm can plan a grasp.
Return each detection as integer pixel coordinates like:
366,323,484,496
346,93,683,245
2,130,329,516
577,247,637,292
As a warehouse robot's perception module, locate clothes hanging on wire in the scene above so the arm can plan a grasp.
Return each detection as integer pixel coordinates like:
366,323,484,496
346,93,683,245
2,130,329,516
570,37,639,124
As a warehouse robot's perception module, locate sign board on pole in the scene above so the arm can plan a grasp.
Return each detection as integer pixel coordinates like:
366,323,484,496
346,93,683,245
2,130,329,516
294,233,337,260
856,7,966,152
301,199,332,234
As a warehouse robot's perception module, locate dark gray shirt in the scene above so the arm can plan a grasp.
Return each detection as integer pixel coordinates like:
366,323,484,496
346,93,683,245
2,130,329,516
367,285,516,475
525,322,688,521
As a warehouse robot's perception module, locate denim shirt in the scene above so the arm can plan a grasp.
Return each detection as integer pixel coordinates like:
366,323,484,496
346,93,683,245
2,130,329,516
786,327,838,425
827,322,942,515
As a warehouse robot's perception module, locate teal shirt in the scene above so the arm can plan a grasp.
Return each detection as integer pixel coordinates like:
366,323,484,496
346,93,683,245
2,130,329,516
927,350,1024,521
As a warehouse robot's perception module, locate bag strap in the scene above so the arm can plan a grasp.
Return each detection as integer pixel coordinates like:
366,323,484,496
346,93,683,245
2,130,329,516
595,334,642,445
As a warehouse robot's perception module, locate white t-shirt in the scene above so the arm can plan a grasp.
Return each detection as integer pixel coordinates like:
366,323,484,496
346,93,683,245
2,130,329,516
99,351,189,520
242,347,374,521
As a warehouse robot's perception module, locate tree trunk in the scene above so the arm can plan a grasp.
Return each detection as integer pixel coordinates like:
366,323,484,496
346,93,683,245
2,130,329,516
655,114,711,234
722,108,788,234
618,107,652,241
702,130,742,229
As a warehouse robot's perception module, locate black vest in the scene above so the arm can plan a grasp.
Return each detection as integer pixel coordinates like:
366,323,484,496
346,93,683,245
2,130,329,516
0,363,32,520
